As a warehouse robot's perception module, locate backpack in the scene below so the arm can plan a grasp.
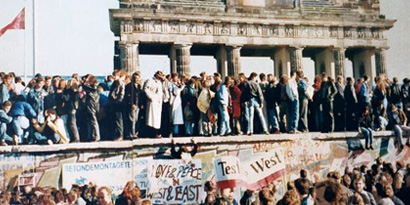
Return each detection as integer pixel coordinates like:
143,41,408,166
305,85,314,100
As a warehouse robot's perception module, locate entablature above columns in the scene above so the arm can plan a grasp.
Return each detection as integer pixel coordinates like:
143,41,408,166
114,16,392,49
120,17,389,40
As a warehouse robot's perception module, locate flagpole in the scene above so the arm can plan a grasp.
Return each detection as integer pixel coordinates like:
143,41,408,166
33,0,38,77
23,0,27,81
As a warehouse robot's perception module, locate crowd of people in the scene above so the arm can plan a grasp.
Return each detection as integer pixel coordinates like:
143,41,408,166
0,158,409,205
0,70,409,148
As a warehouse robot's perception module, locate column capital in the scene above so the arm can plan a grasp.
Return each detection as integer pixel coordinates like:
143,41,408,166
225,44,243,49
119,41,139,46
375,47,389,52
289,45,305,50
332,47,346,52
173,43,193,49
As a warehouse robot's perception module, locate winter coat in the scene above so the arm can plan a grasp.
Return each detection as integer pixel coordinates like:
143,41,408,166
144,78,163,129
171,83,184,125
197,88,214,114
230,85,242,118
82,84,100,114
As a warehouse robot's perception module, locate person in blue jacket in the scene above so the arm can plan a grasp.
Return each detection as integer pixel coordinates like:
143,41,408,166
9,95,37,145
214,73,231,136
0,101,13,146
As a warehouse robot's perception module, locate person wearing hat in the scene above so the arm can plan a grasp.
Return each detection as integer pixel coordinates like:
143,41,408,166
144,71,165,138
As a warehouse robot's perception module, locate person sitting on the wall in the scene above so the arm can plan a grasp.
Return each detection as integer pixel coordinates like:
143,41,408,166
0,101,13,146
171,138,198,163
388,104,410,152
32,108,69,145
358,106,374,150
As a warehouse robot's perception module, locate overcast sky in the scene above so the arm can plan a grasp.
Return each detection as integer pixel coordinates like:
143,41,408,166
0,0,409,81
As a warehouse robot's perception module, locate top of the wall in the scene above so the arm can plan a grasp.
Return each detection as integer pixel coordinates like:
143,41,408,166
0,131,394,154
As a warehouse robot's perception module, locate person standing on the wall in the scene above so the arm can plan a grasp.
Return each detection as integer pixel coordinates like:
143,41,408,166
309,75,322,132
243,72,269,136
170,73,185,137
297,70,309,133
215,74,231,136
82,74,100,142
372,76,388,131
63,79,80,143
265,75,281,134
344,77,358,131
334,76,346,132
358,74,371,117
27,77,47,124
0,74,13,104
160,74,172,138
124,72,142,140
229,78,242,135
108,70,127,141
144,71,165,138
259,73,269,133
320,73,337,133
286,71,300,134
389,77,403,109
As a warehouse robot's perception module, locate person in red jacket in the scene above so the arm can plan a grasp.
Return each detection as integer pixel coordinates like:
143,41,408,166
229,78,242,135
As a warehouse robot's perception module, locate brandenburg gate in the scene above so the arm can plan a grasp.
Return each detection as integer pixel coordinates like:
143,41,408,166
109,0,394,80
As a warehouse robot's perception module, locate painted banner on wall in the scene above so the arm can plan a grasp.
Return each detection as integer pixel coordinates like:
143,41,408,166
243,148,286,189
62,160,133,194
146,159,202,204
214,148,286,190
214,156,244,189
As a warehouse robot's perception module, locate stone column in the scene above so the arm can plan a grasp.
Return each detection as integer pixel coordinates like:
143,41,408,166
119,43,140,74
375,48,387,75
173,44,192,76
169,44,192,76
333,48,346,78
169,47,177,74
290,46,303,72
226,45,242,77
273,47,291,76
215,46,228,78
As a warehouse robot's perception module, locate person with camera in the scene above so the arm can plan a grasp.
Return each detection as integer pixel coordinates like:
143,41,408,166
32,108,69,145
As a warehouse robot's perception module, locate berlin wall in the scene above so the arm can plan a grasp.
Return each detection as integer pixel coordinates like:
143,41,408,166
0,131,409,203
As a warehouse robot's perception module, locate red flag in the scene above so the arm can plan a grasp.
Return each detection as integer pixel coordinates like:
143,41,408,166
0,8,25,37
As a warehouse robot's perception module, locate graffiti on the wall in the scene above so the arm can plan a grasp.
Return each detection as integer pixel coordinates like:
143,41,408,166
1,136,409,199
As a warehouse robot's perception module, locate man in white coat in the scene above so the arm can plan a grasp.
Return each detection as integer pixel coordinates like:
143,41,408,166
144,71,165,138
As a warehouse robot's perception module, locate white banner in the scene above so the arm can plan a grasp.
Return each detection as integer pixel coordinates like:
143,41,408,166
213,148,286,189
213,156,244,189
242,148,286,189
147,159,202,204
62,160,133,194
